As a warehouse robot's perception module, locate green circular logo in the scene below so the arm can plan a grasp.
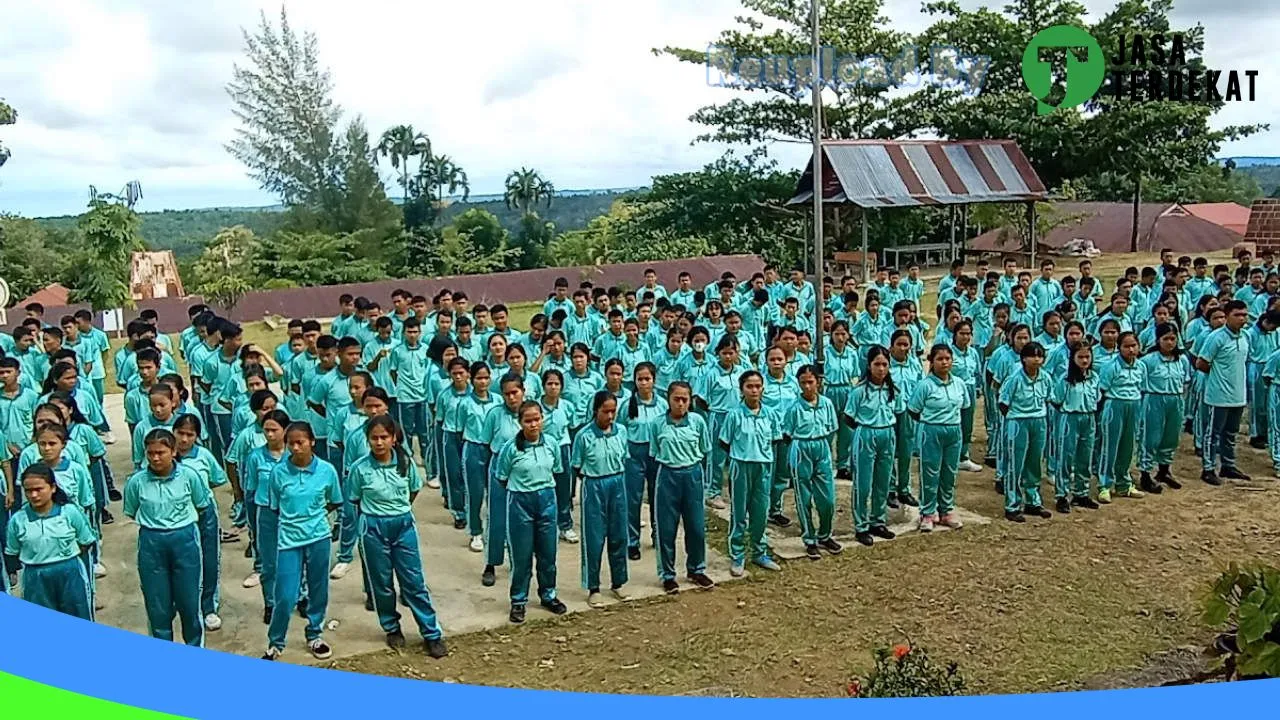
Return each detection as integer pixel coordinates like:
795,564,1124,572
1022,25,1105,114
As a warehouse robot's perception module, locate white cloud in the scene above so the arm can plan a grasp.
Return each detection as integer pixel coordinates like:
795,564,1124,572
0,0,1275,217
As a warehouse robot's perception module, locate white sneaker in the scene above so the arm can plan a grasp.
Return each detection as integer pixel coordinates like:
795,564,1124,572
753,557,781,572
426,477,441,489
918,515,935,533
587,591,607,608
729,563,745,577
611,587,632,601
640,516,647,529
469,535,485,552
99,431,117,445
309,639,333,660
93,562,107,578
959,460,983,473
559,528,580,543
242,572,261,588
329,562,351,580
204,613,222,631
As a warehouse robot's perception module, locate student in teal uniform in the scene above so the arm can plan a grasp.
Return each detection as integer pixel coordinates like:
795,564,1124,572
785,365,840,559
124,428,212,646
571,391,632,608
505,344,543,402
988,323,1031,494
887,330,922,508
1246,311,1280,448
537,369,576,541
674,328,714,392
1050,342,1102,510
648,382,714,594
621,362,666,558
434,357,472,530
948,320,984,473
844,346,900,546
823,321,858,476
997,342,1051,522
760,345,799,526
26,421,97,580
1190,307,1227,458
4,463,97,619
480,373,526,589
73,309,112,411
696,336,746,510
653,328,687,398
264,422,343,661
363,315,400,407
227,392,277,590
241,411,291,624
200,319,244,458
459,363,497,553
484,333,511,377
720,371,782,577
307,337,358,468
390,317,433,479
908,344,970,533
1098,332,1148,500
1139,323,1191,492
348,416,449,657
172,414,227,632
493,401,570,624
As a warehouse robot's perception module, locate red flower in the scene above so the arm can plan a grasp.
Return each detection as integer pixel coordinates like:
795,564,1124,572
892,644,911,660
846,680,861,697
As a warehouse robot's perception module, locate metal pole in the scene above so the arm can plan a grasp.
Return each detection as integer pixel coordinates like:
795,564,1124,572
810,0,825,366
861,211,869,287
948,205,957,263
1027,202,1037,270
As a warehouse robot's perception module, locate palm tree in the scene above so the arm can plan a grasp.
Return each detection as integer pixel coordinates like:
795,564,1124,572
504,167,555,216
376,125,430,205
419,154,471,205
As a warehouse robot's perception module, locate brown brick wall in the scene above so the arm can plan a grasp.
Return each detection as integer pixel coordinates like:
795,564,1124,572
1246,199,1280,256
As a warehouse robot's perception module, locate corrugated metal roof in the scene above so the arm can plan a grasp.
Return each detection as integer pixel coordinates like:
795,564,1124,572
788,140,1047,208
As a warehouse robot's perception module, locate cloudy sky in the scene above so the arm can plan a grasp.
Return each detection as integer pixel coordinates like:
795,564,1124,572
0,0,1274,217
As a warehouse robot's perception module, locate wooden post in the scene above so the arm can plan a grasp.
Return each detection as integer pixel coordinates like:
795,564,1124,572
948,205,958,263
860,210,870,285
1027,202,1037,269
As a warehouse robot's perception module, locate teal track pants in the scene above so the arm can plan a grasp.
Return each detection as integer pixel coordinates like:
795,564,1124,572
983,381,1000,461
23,556,93,621
442,430,465,522
506,487,559,606
137,524,204,646
555,444,574,531
254,506,305,611
654,464,707,581
268,537,330,650
918,423,961,518
360,513,443,640
486,468,509,567
462,442,491,538
727,460,771,565
1099,398,1139,491
852,425,895,533
1002,417,1045,513
789,438,835,545
892,413,915,495
1248,361,1267,439
769,439,792,515
397,401,433,478
580,473,628,591
1055,412,1095,498
196,502,221,617
1139,393,1183,472
959,385,977,463
827,386,853,468
625,442,657,551
705,412,729,500
1269,385,1280,472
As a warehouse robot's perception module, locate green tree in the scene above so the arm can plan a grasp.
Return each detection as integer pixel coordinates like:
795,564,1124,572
437,223,518,276
68,197,145,310
377,124,431,206
0,215,70,300
226,7,343,208
504,168,555,215
0,98,15,170
416,154,470,205
251,231,386,286
451,208,509,257
511,214,556,270
191,226,258,310
657,0,929,148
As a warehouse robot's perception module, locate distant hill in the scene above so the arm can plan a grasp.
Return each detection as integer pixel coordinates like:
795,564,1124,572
34,188,642,260
1230,162,1280,197
1223,157,1280,168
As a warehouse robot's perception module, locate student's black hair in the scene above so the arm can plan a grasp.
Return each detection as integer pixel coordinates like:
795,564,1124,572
187,304,210,319
260,409,291,433
468,360,491,379
49,391,90,427
889,328,913,352
32,417,69,446
349,370,374,393
713,334,739,356
738,369,763,390
590,390,618,423
135,347,161,368
41,361,77,395
287,318,305,330
858,346,898,401
795,364,820,384
490,303,509,316
1145,323,1183,359
20,463,70,506
685,326,710,345
1065,341,1093,385
316,335,339,352
601,358,625,385
41,326,64,342
249,389,278,413
144,427,178,451
541,368,564,389
173,413,203,437
301,320,322,334
487,333,509,355
1223,299,1248,315
284,421,316,444
498,372,525,398
927,343,953,365
504,343,529,364
1006,323,1031,344
1019,341,1047,359
0,357,18,372
626,363,658,419
364,414,411,476
425,335,456,366
374,316,393,330
447,357,471,375
360,386,393,409
241,364,268,387
513,401,544,451
158,374,189,402
337,336,361,352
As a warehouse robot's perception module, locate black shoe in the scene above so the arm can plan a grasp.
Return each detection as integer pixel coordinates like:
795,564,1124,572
1025,505,1051,519
1138,471,1162,494
984,457,997,469
1194,447,1203,458
244,543,254,559
663,579,680,594
509,605,526,624
453,518,467,530
220,529,241,543
101,510,115,525
819,538,843,555
854,531,874,546
1072,496,1100,510
897,492,919,508
1250,437,1267,450
263,606,273,625
425,638,449,658
1004,510,1026,523
365,597,375,612
836,468,851,480
869,524,896,540
330,524,340,542
1221,467,1252,481
481,565,496,587
804,544,821,560
628,547,642,561
687,572,716,589
1157,466,1181,490
768,513,792,527
108,488,123,502
1202,470,1222,486
886,493,901,509
541,597,568,614
994,480,1004,495
296,600,308,618
386,630,406,649
1183,419,1193,435
1055,497,1071,514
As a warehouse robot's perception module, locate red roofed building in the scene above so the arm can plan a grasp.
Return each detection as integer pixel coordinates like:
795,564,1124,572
16,282,71,308
1182,202,1252,235
970,202,1247,256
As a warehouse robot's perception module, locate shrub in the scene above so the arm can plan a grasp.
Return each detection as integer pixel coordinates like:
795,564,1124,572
1201,562,1280,680
848,642,966,698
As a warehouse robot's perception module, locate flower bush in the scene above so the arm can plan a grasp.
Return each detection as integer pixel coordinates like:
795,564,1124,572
848,642,966,698
1200,562,1280,680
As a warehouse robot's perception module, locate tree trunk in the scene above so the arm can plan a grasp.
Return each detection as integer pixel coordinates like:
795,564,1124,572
1130,174,1142,254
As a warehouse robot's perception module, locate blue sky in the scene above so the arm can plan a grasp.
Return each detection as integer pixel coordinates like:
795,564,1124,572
0,0,1274,218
